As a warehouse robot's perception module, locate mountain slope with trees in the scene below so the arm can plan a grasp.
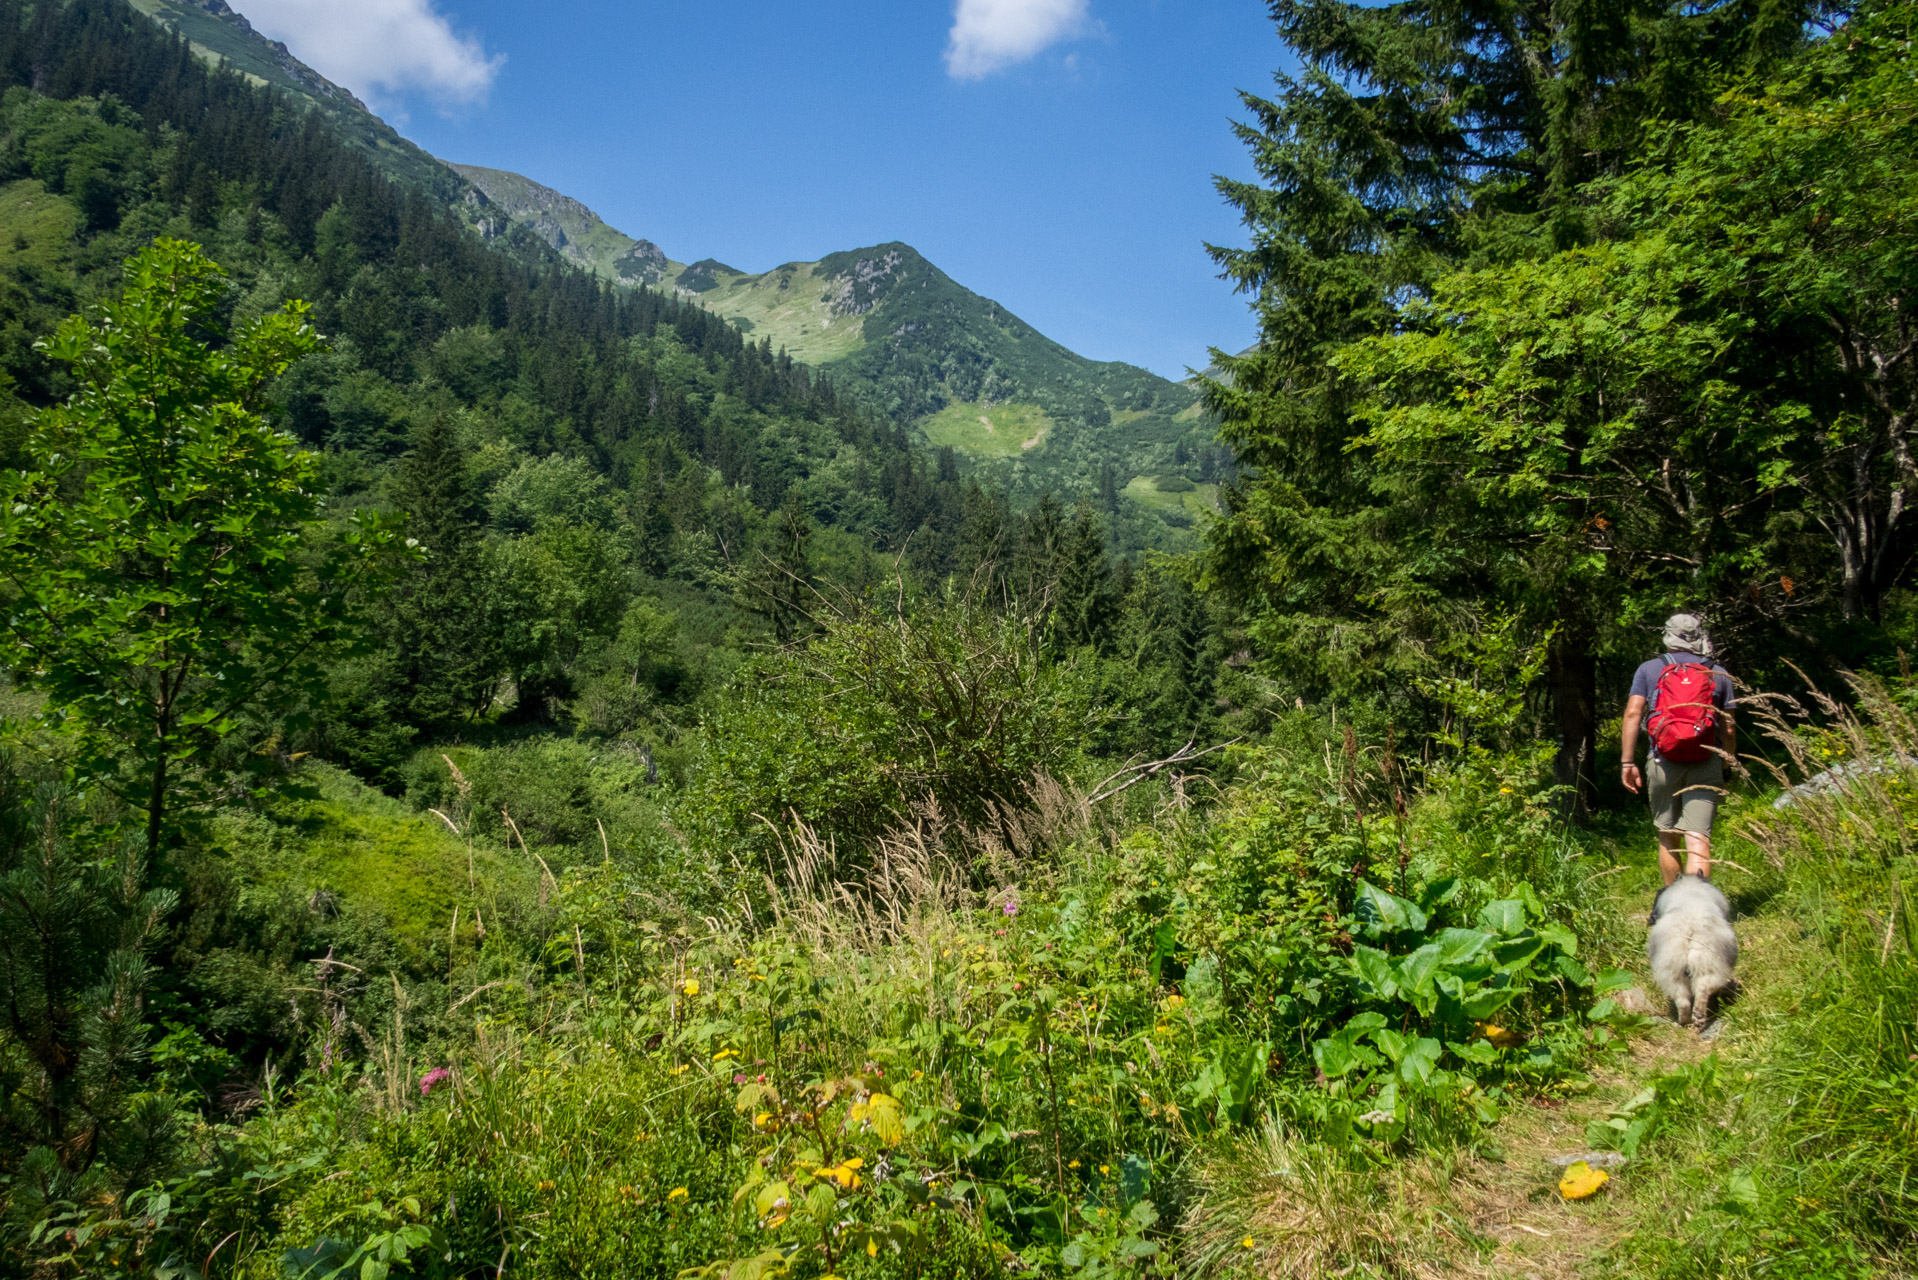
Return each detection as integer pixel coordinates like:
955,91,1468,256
126,0,1227,549
122,0,464,201
453,163,1228,547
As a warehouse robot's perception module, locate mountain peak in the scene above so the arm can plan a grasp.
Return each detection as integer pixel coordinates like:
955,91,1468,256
815,244,920,317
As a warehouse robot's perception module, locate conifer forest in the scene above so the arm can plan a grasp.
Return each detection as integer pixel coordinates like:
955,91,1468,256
1,0,1917,1276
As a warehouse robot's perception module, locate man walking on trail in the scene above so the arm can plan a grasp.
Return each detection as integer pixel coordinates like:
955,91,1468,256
1621,614,1737,884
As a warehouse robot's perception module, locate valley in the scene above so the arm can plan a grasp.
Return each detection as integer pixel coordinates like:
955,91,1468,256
449,159,1224,546
118,0,1226,550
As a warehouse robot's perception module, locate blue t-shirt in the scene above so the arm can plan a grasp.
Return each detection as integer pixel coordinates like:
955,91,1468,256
1630,652,1735,760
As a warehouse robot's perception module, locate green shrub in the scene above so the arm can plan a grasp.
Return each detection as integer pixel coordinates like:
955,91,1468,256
405,739,657,864
680,598,1101,867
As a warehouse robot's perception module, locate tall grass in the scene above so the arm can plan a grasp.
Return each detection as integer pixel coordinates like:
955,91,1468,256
1730,673,1918,1257
1180,1119,1421,1279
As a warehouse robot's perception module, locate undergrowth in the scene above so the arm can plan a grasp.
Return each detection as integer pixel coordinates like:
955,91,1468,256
13,671,1918,1278
3,723,1636,1279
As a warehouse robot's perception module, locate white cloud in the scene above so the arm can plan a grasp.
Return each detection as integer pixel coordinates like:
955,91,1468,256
232,0,503,111
945,0,1089,79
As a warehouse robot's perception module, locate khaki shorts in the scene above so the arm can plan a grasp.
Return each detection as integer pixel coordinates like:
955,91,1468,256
1648,755,1725,836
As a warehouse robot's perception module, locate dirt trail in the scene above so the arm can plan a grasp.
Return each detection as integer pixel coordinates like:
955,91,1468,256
1418,906,1803,1278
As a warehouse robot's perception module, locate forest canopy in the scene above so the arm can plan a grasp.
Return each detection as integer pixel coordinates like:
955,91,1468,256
1203,0,1910,815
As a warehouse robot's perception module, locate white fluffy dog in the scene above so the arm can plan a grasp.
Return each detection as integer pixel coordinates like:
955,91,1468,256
1646,874,1739,1031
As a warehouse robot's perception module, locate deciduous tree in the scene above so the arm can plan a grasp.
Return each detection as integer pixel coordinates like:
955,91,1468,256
0,240,404,851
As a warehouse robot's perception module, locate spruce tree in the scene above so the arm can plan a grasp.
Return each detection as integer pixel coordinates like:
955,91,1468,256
0,783,177,1185
384,414,500,731
1205,0,1835,813
1051,502,1116,651
749,495,816,644
1014,493,1068,611
1118,562,1220,755
956,483,1013,599
631,466,676,579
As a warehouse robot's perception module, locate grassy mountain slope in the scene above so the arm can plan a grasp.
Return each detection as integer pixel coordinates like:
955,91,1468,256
446,165,1229,545
448,162,678,289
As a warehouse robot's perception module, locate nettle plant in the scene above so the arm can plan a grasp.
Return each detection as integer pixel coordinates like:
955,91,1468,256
1309,879,1632,1148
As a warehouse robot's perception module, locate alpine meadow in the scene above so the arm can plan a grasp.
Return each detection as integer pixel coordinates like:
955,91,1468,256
0,0,1917,1278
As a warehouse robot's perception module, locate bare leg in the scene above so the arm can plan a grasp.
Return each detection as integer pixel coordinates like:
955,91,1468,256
1657,831,1685,885
1684,831,1713,879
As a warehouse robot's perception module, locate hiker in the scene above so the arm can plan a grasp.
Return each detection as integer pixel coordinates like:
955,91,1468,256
1620,614,1737,884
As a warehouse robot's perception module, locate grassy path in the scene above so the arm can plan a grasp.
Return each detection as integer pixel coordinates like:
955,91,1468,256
1371,863,1826,1279
1459,908,1802,1278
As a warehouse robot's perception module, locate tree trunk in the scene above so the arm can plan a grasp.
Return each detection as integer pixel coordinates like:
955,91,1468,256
144,749,167,856
1550,632,1597,824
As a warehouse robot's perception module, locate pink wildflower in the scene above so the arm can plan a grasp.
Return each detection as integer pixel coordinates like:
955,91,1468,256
419,1067,452,1097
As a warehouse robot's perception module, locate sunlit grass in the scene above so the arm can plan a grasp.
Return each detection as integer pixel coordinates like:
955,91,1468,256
920,400,1053,458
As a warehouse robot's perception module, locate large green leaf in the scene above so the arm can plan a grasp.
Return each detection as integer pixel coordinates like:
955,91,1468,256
1537,920,1579,955
1314,1028,1384,1077
1349,946,1399,1000
1449,1038,1499,1065
1477,900,1527,936
1394,945,1445,1014
1460,984,1520,1019
1594,968,1636,995
1431,928,1495,966
1354,880,1429,936
1372,1027,1412,1063
1397,1037,1443,1085
1491,934,1547,973
1417,876,1462,913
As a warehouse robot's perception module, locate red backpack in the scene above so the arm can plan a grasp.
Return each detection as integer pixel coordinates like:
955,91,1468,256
1649,658,1720,763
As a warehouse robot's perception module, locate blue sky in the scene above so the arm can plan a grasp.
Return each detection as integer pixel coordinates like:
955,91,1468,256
228,0,1287,381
